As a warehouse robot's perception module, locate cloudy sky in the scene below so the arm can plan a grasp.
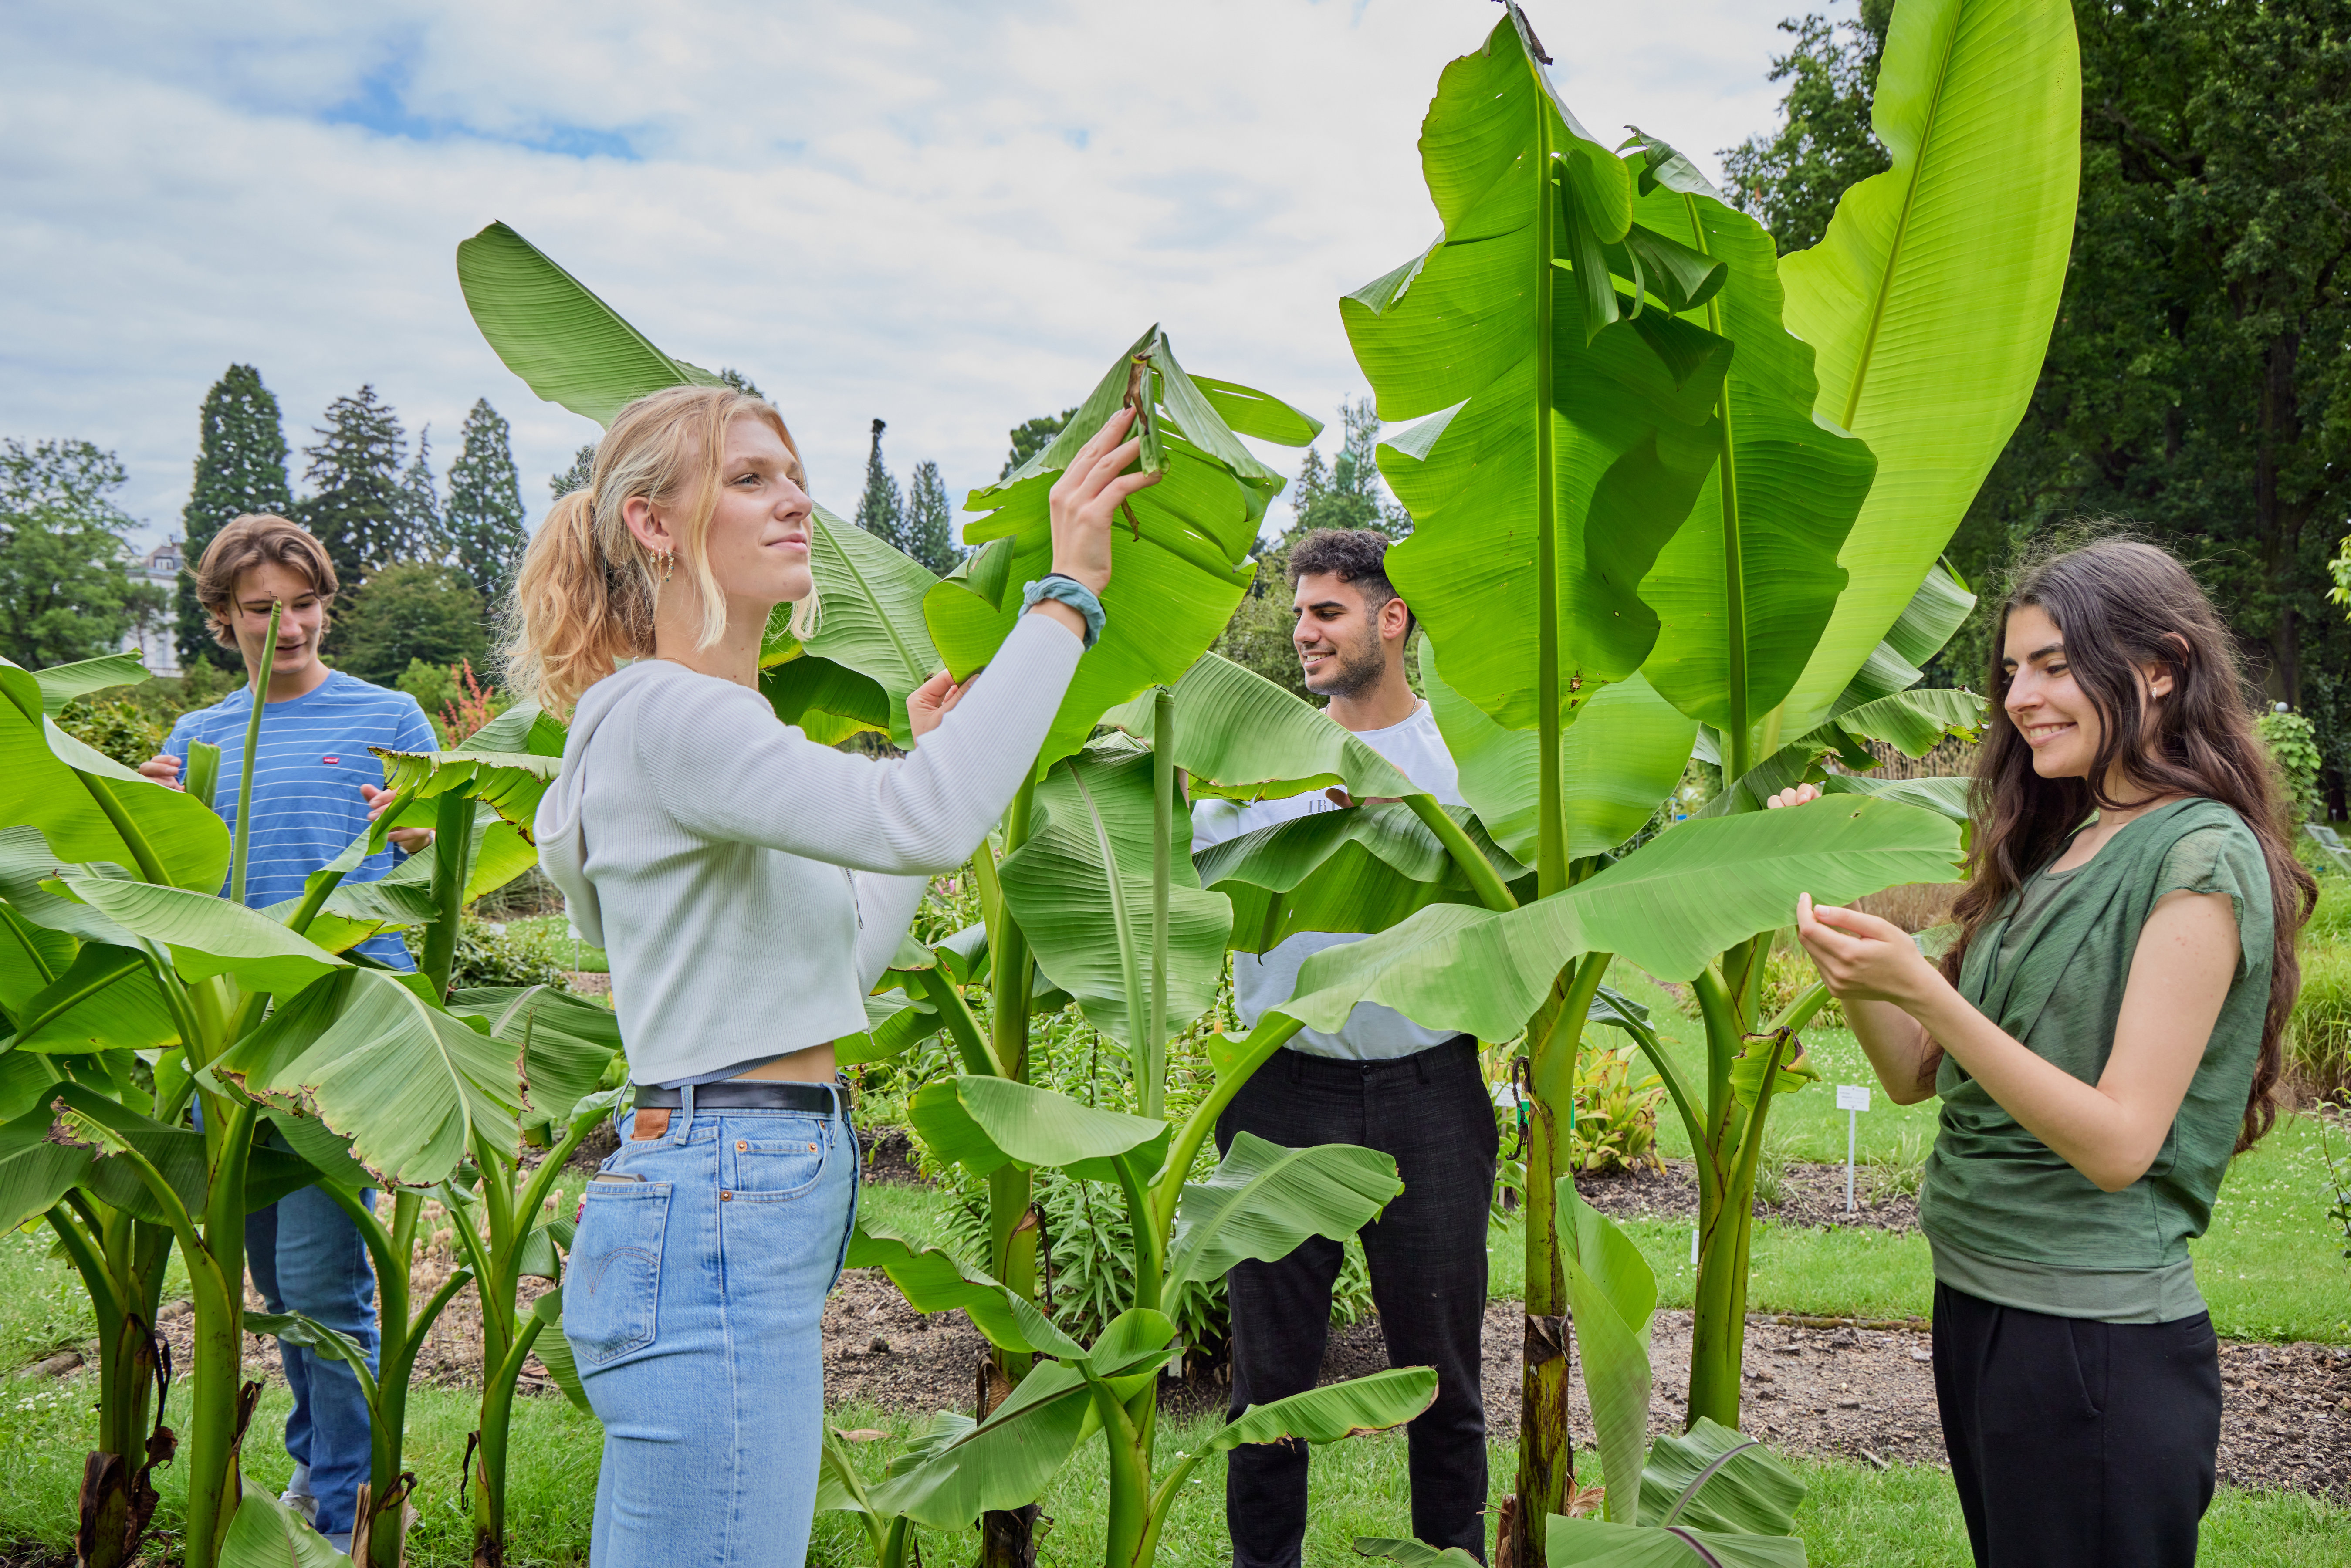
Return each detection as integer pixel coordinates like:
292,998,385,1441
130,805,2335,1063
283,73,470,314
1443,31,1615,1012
2,0,1812,553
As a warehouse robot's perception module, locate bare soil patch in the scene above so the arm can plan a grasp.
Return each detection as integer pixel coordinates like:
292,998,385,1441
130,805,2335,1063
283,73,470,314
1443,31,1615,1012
1574,1159,1920,1233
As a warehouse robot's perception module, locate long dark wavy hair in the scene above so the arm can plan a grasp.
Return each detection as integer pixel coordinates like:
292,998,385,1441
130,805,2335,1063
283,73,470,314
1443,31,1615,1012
1941,537,2316,1151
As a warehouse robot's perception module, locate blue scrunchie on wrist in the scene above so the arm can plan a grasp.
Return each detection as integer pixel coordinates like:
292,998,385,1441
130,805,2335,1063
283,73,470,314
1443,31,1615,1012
1022,574,1105,650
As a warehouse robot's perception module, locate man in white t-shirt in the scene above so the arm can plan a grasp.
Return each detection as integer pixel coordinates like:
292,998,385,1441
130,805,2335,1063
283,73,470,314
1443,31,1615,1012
1192,529,1494,1568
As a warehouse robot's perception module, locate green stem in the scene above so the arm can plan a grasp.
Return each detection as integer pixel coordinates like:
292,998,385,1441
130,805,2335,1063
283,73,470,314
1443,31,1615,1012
1685,192,1750,783
913,964,997,1079
229,601,282,907
1692,966,1740,1141
418,792,477,1000
1764,978,1831,1037
1688,1029,1791,1429
474,1308,549,1559
1088,1375,1152,1568
1150,1014,1305,1234
986,777,1038,1084
1145,687,1174,1121
78,777,174,889
1534,115,1566,901
1403,794,1519,911
1614,1012,1717,1196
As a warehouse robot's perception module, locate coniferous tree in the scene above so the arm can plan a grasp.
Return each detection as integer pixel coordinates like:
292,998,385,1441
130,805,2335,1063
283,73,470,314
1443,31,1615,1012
397,425,443,561
903,460,962,574
1289,399,1410,541
446,399,529,621
300,385,409,593
853,418,904,545
550,444,596,503
1001,408,1077,480
178,365,293,670
719,367,766,399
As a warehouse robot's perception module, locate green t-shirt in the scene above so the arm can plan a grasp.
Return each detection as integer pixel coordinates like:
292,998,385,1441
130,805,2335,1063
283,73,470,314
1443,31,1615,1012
1920,797,2274,1323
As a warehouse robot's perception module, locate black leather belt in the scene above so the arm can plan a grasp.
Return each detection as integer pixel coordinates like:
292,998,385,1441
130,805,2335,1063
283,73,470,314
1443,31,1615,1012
633,1080,842,1112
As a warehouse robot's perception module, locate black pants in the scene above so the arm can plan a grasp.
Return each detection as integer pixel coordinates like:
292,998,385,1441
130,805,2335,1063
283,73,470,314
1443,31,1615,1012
1932,1282,2221,1567
1217,1036,1497,1568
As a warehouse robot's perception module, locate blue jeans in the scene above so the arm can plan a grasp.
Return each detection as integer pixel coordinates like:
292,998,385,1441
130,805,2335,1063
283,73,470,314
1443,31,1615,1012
567,1091,859,1568
246,1184,379,1537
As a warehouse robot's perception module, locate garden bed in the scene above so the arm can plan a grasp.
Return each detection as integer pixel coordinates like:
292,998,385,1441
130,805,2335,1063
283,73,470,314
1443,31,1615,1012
1576,1159,1922,1233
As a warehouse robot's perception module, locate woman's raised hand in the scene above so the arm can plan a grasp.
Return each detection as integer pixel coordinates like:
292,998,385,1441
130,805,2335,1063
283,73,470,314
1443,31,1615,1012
906,668,972,742
1045,406,1158,597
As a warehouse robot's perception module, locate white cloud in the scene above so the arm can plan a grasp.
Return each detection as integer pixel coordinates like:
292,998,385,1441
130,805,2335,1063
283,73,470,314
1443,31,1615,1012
0,0,1800,550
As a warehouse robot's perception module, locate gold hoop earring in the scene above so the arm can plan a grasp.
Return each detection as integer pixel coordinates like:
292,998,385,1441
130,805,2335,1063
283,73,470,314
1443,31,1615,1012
656,549,676,585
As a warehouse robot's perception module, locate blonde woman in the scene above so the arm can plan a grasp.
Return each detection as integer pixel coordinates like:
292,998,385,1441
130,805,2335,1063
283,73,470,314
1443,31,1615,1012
511,385,1150,1567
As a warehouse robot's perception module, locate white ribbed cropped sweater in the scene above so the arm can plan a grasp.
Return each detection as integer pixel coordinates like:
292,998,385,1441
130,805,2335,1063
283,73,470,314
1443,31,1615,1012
536,615,1082,1085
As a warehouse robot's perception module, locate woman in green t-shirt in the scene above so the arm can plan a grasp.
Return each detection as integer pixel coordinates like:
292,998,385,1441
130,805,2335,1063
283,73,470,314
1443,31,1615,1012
1773,539,2314,1568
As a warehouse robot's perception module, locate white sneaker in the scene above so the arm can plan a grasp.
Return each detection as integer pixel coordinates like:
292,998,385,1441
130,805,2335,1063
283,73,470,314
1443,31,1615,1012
279,1487,319,1527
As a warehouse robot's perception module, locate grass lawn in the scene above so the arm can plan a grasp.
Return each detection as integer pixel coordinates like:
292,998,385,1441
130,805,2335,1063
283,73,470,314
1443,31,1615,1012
504,912,607,973
1603,969,2351,1343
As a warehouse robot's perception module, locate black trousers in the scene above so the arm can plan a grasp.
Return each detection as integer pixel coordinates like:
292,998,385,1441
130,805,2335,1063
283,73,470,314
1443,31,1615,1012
1217,1036,1497,1568
1932,1281,2222,1568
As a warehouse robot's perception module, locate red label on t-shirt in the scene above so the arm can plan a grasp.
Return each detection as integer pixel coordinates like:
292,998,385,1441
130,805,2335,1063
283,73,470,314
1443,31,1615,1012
321,756,340,765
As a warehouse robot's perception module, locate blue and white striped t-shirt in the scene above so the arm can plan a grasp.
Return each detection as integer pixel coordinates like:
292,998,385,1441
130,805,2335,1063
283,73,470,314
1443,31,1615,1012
164,671,438,970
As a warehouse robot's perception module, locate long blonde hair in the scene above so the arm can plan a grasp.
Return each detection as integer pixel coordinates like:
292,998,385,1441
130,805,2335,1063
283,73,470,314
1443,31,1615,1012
504,385,815,717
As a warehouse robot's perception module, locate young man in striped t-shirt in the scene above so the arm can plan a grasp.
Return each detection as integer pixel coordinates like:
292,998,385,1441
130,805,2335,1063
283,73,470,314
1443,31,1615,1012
140,514,437,1551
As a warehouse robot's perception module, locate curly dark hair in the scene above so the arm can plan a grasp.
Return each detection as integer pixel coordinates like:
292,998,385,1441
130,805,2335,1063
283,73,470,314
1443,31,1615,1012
1285,528,1413,635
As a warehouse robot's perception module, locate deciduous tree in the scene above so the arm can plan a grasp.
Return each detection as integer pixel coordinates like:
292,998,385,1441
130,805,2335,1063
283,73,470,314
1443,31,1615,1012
0,438,159,667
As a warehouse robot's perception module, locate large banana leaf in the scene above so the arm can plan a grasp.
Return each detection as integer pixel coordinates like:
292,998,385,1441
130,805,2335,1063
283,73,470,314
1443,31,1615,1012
1771,0,2079,735
218,1485,350,1568
1163,1130,1403,1298
996,743,1230,1051
760,506,944,750
0,1100,95,1231
0,658,229,893
925,327,1306,773
375,749,560,840
0,901,77,1016
45,872,346,997
1557,1179,1658,1525
1831,559,1976,712
1637,1418,1805,1538
1544,1515,1806,1568
759,653,893,748
1198,1365,1437,1454
1275,795,1960,1041
1624,139,1876,766
6,941,176,1054
1097,652,1415,803
456,220,725,427
1424,645,1695,865
1343,15,1727,740
443,983,622,1127
845,1221,1042,1354
220,967,522,1186
1196,802,1527,955
28,650,154,715
866,1359,1091,1528
908,1075,1167,1186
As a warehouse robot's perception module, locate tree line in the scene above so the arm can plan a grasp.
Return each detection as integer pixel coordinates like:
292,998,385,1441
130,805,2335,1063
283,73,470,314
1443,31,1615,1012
1726,0,2351,814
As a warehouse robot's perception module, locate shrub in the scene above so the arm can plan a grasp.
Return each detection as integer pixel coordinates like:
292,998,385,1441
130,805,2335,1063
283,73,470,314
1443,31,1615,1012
1761,940,1847,1031
406,916,574,991
55,696,163,768
2256,706,2325,824
1566,1041,1667,1173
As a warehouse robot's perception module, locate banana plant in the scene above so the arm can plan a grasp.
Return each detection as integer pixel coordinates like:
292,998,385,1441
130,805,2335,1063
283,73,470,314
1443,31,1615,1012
4,642,562,1568
457,220,1343,1568
420,983,622,1568
1328,3,2078,1554
852,1050,1436,1568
